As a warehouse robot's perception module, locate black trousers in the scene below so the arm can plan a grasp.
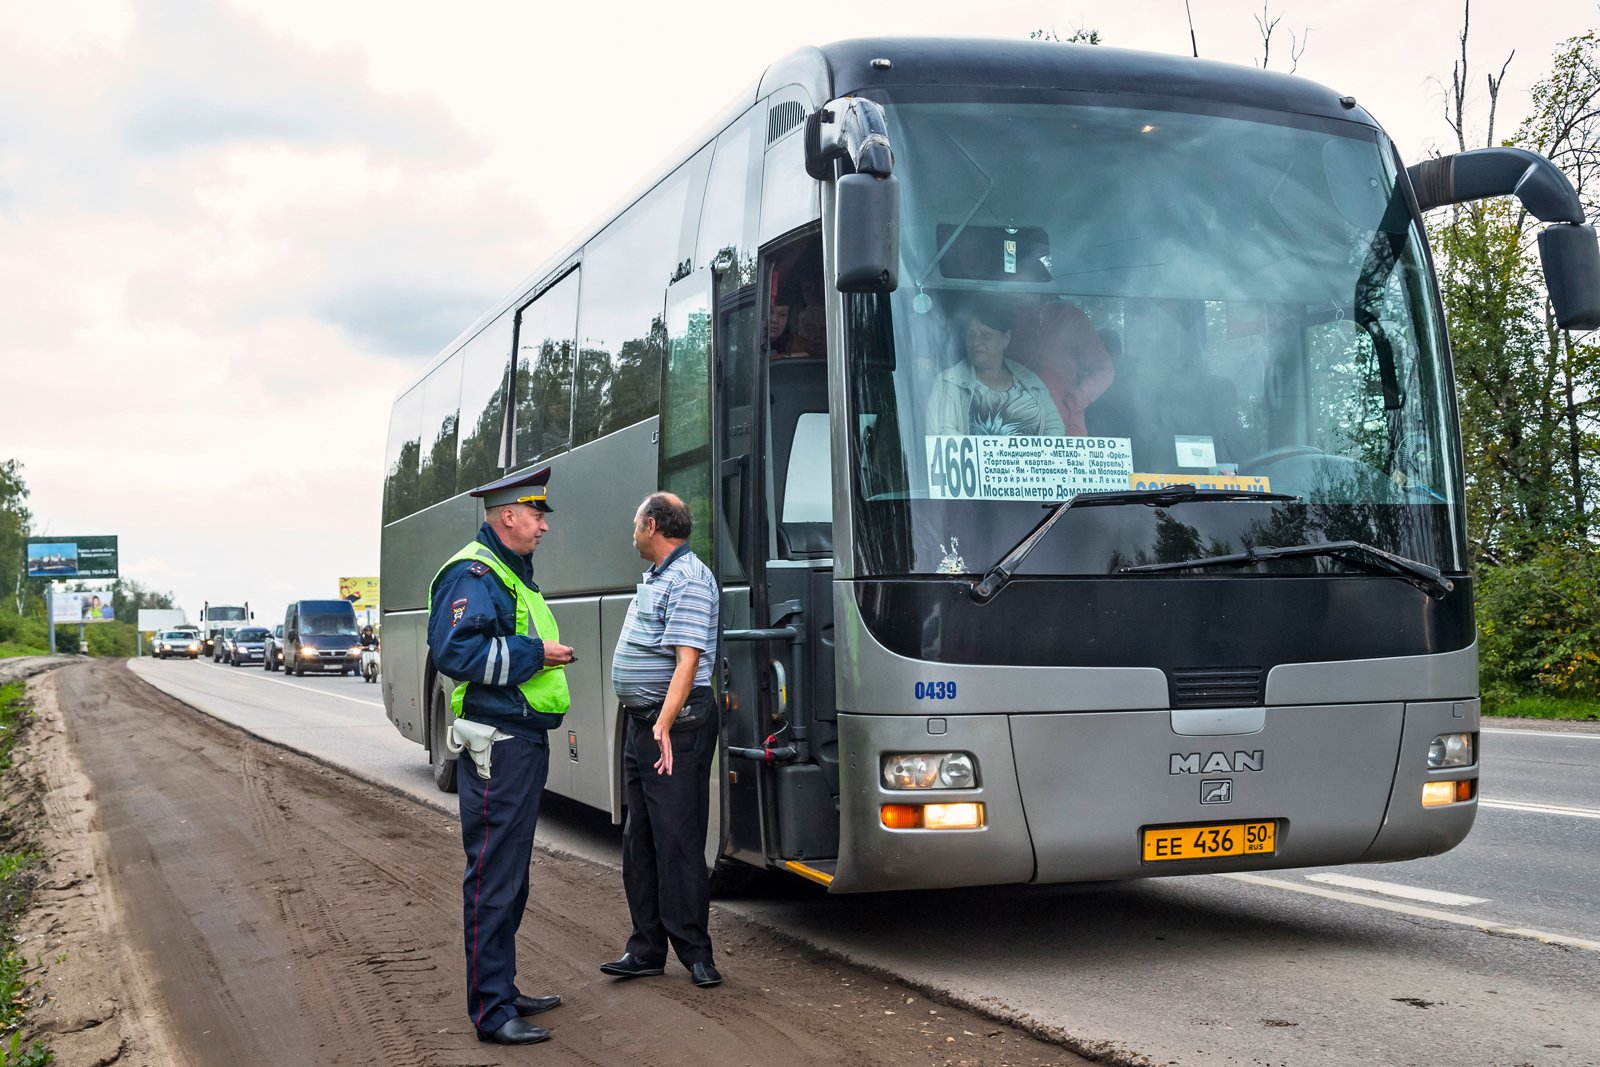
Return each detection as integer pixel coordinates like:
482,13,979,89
458,735,548,1036
621,696,718,967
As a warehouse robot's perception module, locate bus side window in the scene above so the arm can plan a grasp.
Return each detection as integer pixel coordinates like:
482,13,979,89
382,384,424,524
573,167,696,446
456,312,516,490
416,352,462,507
513,269,581,467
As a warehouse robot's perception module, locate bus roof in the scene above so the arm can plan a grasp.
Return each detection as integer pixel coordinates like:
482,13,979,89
395,37,1379,400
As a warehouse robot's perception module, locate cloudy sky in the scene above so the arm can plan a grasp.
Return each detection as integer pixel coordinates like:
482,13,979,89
0,0,1590,626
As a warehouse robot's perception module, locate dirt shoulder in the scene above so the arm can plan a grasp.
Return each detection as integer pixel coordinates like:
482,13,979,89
43,658,1089,1067
11,666,176,1066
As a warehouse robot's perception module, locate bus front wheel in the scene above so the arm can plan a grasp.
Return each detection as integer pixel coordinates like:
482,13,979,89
430,691,458,794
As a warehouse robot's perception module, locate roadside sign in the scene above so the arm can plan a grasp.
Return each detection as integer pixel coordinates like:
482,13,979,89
339,577,380,611
137,608,187,632
25,535,118,579
52,589,118,624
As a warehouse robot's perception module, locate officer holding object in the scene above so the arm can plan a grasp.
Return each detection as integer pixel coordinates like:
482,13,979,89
427,466,575,1044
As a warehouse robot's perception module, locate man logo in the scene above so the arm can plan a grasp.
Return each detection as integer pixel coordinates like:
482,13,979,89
1170,751,1264,775
1200,779,1233,804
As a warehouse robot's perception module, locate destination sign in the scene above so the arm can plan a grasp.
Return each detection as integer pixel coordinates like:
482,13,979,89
926,435,1134,500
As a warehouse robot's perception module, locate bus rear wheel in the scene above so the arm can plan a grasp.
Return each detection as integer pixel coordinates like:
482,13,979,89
431,691,457,793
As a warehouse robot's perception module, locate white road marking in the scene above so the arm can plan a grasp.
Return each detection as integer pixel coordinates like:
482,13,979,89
191,660,385,709
1481,727,1600,741
1220,872,1600,952
1304,873,1488,906
1479,798,1600,820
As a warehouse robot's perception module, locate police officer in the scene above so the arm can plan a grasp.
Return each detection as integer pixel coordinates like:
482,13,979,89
427,466,575,1045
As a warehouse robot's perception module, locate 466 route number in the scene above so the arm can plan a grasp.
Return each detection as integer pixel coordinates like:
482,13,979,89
929,437,980,498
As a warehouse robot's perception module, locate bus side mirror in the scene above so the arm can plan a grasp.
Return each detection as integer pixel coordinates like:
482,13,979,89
1538,223,1600,331
836,173,900,293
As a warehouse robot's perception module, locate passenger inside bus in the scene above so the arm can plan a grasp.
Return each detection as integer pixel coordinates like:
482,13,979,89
767,243,826,360
923,298,1066,437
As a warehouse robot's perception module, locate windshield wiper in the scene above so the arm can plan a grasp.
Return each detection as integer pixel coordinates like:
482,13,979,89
968,485,1299,603
1119,540,1455,599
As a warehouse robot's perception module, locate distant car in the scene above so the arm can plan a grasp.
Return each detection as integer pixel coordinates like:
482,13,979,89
229,627,271,666
154,631,202,659
283,599,362,676
263,624,286,672
212,627,238,662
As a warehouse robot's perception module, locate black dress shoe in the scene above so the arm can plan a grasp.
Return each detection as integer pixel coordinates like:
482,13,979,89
479,1017,550,1044
690,962,722,988
514,993,561,1016
599,952,665,978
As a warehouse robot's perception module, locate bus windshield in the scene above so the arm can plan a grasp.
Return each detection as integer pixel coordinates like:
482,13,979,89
847,93,1463,578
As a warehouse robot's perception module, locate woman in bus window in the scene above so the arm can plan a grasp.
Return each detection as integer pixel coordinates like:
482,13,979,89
924,301,1066,437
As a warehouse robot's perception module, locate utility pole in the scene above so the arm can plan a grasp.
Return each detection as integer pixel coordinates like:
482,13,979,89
46,583,54,654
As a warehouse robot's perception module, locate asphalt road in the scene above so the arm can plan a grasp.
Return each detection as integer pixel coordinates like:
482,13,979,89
126,656,1600,1067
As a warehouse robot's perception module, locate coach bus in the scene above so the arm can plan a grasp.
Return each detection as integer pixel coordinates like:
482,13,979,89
378,38,1600,893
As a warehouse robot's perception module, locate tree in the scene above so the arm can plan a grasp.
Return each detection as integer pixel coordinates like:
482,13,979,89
0,460,30,616
1029,26,1101,45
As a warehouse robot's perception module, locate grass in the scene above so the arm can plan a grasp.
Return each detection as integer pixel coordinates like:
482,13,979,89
0,648,47,661
0,683,49,1066
1484,692,1600,722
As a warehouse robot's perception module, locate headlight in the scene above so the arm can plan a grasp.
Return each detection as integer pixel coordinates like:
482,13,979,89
349,645,361,655
1427,733,1474,769
158,643,168,650
882,753,977,790
189,644,198,650
302,647,318,656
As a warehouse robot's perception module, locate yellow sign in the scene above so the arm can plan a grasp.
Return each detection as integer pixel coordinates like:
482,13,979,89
1130,473,1272,494
338,577,380,610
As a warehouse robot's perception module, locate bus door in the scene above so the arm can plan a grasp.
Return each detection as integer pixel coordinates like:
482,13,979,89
727,227,841,870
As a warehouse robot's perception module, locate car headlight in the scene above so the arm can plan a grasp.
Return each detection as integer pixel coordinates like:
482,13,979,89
189,644,199,650
1427,733,1474,769
349,645,361,655
882,753,977,790
302,647,318,656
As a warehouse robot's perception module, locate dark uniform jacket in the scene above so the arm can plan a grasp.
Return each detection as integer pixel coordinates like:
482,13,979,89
427,522,561,745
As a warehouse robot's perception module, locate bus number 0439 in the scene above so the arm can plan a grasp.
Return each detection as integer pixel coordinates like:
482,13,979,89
915,681,957,700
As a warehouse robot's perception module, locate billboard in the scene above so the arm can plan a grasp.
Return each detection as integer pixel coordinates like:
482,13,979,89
26,536,119,579
339,577,380,610
52,590,117,625
137,609,188,632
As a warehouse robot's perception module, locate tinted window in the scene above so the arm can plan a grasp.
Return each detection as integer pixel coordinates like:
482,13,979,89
207,606,247,621
237,629,269,640
159,632,188,640
383,385,424,523
302,614,360,636
456,314,515,493
660,275,713,559
697,115,761,293
513,269,581,466
417,353,462,507
573,168,693,445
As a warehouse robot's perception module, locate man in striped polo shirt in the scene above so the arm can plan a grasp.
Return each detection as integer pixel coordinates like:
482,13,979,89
601,492,723,989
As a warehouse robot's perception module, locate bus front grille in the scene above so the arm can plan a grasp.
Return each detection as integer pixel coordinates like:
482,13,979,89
1170,666,1264,708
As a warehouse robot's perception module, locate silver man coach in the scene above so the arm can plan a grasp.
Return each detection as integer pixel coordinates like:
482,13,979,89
426,466,576,1044
600,492,723,988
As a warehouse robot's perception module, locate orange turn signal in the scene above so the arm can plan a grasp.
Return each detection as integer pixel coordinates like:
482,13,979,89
1422,779,1475,806
881,804,922,829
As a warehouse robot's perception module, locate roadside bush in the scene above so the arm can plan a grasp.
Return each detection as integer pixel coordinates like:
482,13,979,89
0,682,50,1066
1476,538,1600,718
0,613,48,659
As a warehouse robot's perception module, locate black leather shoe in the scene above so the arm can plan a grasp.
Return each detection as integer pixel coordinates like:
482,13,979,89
479,1017,550,1044
690,962,722,988
514,994,561,1016
599,952,665,978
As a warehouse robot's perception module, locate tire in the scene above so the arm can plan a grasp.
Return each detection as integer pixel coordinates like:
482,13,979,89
430,689,458,793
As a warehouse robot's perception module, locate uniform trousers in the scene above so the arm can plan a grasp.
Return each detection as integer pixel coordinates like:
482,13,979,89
621,697,718,967
458,733,548,1036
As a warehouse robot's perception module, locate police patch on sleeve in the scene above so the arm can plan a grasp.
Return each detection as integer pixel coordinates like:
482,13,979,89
466,561,489,576
451,597,468,626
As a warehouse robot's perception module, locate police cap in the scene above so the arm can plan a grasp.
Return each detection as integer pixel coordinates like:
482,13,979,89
470,466,554,512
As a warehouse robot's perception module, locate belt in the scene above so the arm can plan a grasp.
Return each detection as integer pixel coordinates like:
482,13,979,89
623,687,714,727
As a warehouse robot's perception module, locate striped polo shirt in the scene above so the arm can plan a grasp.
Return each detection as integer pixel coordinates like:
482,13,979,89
611,542,719,705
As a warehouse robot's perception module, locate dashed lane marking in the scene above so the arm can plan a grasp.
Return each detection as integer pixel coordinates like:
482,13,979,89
183,660,386,710
1304,873,1488,906
1478,797,1600,820
1219,872,1600,952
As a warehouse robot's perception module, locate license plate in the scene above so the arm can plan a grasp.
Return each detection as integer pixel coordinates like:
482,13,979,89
1142,821,1276,862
